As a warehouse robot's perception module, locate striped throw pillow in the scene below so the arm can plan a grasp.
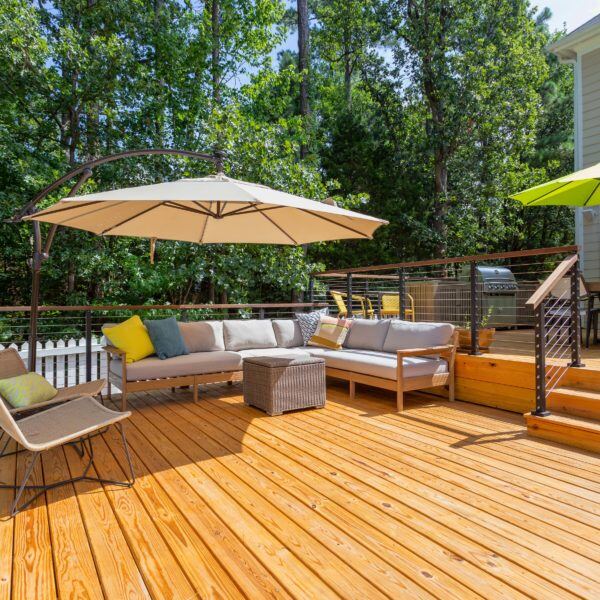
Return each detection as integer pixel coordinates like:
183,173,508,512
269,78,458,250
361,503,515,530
308,316,351,350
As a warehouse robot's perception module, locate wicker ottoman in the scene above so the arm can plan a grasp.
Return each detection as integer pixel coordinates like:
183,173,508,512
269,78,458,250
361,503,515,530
243,355,326,416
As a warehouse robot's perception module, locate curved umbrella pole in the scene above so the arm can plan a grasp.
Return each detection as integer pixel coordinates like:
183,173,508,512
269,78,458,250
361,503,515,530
12,149,222,371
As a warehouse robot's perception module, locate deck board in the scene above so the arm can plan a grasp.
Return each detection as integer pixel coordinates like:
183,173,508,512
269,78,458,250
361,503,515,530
1,383,599,599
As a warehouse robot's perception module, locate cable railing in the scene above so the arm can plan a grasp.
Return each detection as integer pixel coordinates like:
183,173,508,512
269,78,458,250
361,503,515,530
310,245,579,357
525,254,583,417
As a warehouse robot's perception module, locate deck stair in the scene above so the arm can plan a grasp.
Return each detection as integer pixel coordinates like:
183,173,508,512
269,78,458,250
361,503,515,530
527,365,600,452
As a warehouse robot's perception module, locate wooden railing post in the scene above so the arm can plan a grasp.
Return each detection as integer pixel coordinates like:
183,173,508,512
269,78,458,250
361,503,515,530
85,310,92,382
398,268,406,320
533,302,550,416
469,262,481,355
570,261,583,367
346,273,353,318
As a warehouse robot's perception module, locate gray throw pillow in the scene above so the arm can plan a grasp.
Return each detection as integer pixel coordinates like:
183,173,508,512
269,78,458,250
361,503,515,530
144,317,189,360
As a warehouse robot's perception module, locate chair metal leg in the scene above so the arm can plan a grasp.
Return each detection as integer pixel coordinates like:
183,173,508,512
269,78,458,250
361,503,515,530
0,423,135,518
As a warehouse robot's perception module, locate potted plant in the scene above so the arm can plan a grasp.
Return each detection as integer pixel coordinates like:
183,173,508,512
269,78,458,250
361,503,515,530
457,307,496,351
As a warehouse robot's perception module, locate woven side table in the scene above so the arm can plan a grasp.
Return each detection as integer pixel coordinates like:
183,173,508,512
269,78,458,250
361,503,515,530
243,355,326,416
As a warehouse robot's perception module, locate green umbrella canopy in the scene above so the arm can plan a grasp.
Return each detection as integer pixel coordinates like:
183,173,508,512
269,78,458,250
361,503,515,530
510,162,600,207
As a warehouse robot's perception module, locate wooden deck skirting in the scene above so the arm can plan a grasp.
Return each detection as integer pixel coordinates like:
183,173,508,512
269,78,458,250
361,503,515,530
2,383,600,599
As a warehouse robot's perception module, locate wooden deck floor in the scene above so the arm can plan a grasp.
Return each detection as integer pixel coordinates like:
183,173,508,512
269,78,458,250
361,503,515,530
2,383,600,599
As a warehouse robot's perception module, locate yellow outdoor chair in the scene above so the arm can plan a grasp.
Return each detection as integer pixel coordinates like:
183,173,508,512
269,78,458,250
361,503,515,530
379,292,416,321
330,291,375,319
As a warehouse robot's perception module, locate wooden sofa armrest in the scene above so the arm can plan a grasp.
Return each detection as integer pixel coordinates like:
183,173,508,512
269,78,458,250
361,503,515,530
396,344,455,358
102,345,126,358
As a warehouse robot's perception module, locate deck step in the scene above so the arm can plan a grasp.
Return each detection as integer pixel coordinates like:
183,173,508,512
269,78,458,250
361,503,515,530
548,386,600,419
525,411,600,453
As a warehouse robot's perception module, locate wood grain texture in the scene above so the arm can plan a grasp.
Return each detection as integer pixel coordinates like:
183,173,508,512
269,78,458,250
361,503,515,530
3,384,600,599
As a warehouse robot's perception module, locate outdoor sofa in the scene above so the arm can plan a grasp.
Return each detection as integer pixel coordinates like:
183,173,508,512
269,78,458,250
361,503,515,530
103,318,457,411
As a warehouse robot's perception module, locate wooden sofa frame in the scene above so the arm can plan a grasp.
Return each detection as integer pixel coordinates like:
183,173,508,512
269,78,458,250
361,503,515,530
105,330,457,412
103,345,242,411
326,331,458,411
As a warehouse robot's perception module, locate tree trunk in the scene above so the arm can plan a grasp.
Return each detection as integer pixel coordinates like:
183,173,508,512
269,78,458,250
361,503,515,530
343,27,351,108
432,152,448,257
297,0,310,159
211,0,221,107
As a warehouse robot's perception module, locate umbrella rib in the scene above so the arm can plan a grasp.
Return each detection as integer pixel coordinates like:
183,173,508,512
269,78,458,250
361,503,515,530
167,201,218,218
100,204,163,235
583,180,600,206
199,202,212,243
221,205,283,218
524,181,572,206
257,210,298,245
304,210,371,239
27,200,104,219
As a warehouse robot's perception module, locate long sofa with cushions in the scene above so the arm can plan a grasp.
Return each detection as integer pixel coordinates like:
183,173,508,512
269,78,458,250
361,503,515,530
103,318,457,411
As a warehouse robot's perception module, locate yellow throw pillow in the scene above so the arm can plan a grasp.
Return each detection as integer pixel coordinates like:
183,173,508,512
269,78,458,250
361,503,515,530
104,315,155,363
308,316,351,350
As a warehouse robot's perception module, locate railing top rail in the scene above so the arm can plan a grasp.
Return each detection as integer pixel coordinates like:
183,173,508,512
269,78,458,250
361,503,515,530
313,245,579,276
0,302,327,314
526,254,578,309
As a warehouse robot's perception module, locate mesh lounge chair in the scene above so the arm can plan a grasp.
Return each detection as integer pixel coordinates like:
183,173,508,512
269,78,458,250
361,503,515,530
0,347,105,416
0,395,135,517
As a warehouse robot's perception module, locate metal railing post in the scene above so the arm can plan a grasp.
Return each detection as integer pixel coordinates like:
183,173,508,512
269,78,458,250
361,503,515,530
469,262,481,355
570,261,583,367
533,302,550,416
346,273,353,318
85,310,92,382
258,307,265,319
308,276,315,303
398,268,406,320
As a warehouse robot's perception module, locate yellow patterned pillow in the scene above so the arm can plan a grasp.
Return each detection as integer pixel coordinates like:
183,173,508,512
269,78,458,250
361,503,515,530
308,316,351,350
0,372,57,409
104,315,155,363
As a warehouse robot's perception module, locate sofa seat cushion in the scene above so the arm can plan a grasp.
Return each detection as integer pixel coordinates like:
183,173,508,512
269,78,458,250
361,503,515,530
238,347,311,359
303,347,448,381
110,351,242,381
223,320,277,351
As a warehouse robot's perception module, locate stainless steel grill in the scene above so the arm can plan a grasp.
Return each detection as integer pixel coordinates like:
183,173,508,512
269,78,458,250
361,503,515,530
470,265,518,328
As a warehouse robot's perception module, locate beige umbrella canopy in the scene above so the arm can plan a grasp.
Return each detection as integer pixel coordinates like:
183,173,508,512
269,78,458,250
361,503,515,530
25,174,387,245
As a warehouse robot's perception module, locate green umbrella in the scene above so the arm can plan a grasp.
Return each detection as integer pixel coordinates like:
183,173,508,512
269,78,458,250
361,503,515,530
510,162,600,207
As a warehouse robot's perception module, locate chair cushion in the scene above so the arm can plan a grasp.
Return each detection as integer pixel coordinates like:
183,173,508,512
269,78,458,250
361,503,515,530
144,317,189,360
237,347,311,359
343,319,390,351
304,347,448,380
0,372,57,409
223,320,277,351
103,316,155,363
111,351,242,381
308,316,351,350
272,319,305,348
179,321,225,352
383,320,455,353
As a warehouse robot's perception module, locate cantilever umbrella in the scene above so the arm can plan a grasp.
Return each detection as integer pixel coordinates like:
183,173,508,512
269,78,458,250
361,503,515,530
510,162,600,207
24,174,387,245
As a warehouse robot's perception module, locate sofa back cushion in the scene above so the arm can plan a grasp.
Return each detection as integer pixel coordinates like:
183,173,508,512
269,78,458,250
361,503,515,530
223,320,277,351
382,320,455,353
343,319,390,351
178,321,225,352
272,319,304,348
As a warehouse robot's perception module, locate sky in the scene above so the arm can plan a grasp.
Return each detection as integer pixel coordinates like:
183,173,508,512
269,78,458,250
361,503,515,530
542,0,599,32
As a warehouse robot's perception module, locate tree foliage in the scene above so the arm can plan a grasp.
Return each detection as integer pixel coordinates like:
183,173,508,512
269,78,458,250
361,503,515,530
0,0,575,306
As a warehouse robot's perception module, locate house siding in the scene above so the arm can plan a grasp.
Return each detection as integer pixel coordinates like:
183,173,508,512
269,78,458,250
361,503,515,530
581,47,600,282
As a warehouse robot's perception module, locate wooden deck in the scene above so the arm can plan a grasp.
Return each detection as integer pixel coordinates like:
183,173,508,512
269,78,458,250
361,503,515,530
2,383,600,599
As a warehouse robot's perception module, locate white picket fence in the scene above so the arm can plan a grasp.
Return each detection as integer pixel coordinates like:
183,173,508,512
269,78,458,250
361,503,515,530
0,337,108,388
